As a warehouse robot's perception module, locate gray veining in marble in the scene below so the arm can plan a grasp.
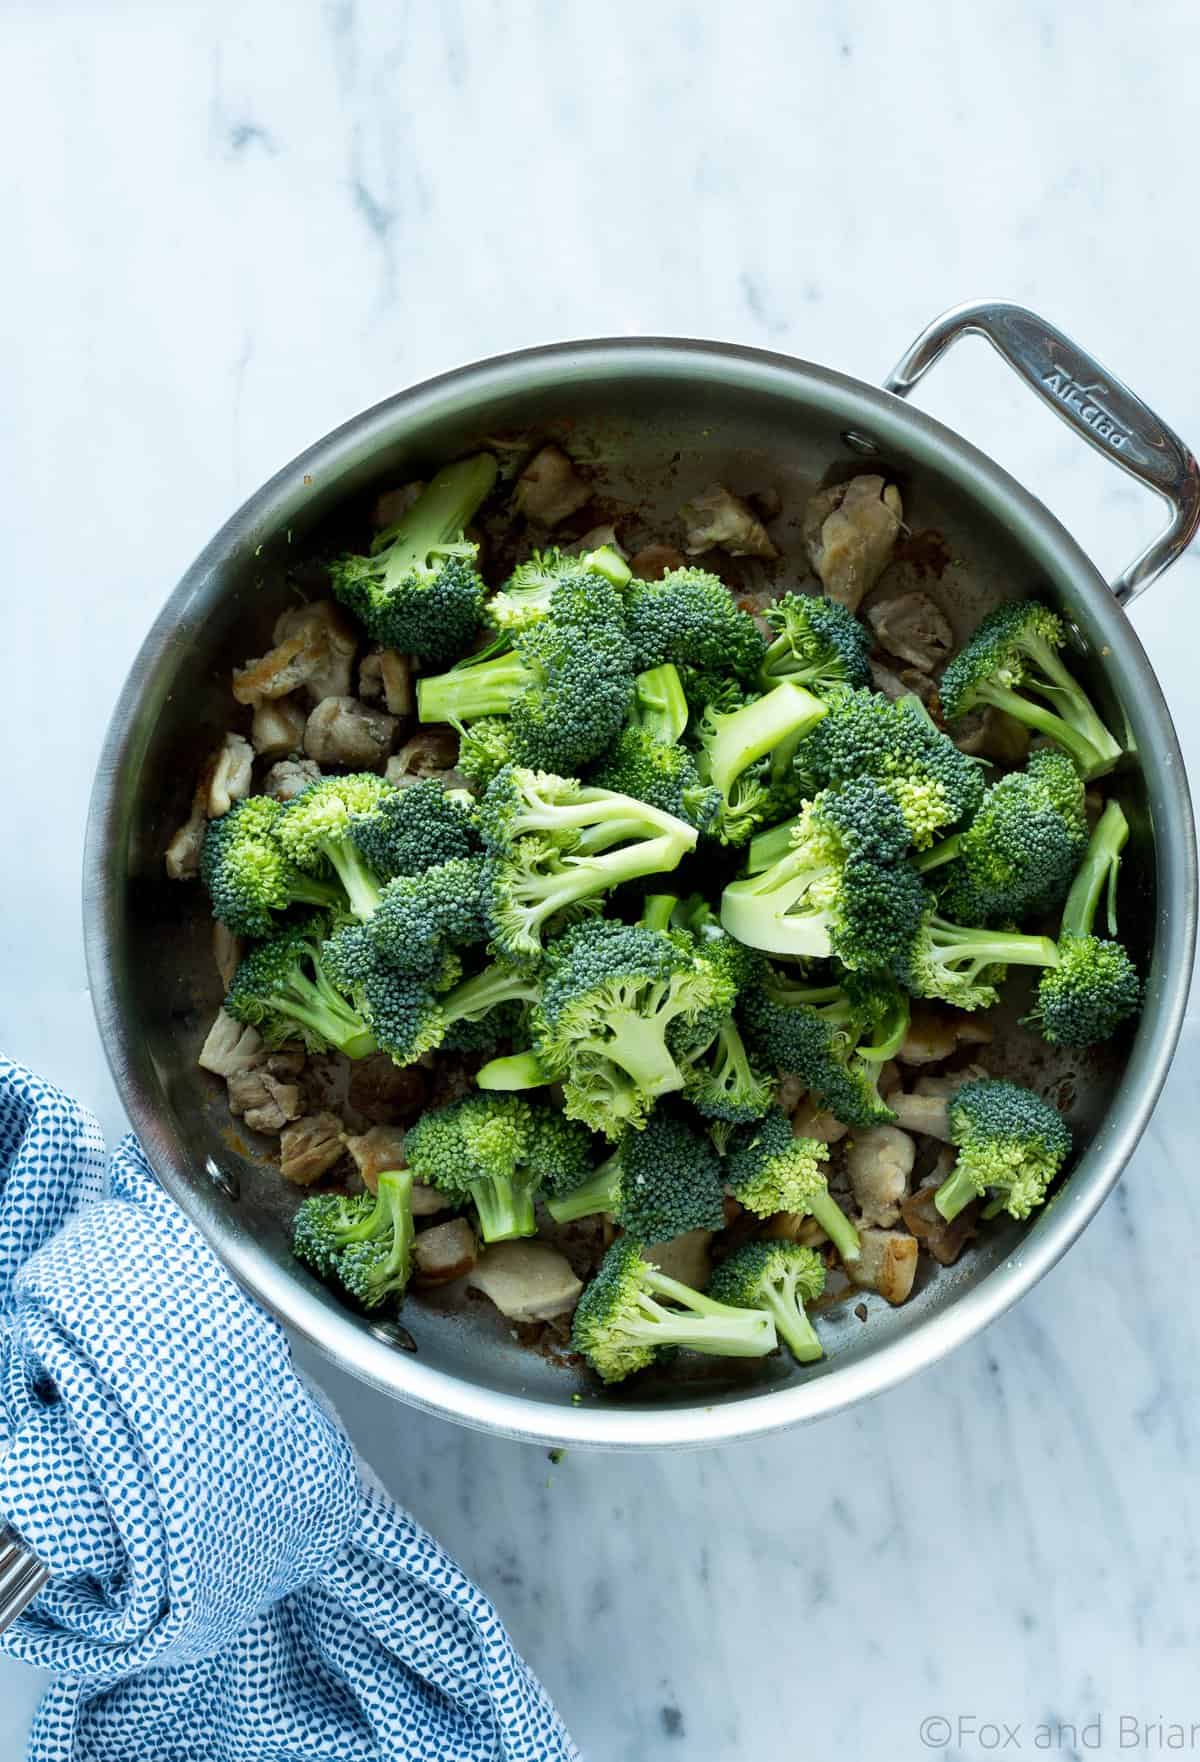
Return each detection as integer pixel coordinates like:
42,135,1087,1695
2,2,1199,1756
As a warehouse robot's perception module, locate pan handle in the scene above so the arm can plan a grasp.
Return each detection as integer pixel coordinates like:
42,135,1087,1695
883,300,1200,605
0,1524,48,1633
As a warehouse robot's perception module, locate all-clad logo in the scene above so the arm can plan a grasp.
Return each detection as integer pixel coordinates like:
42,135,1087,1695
1041,366,1131,450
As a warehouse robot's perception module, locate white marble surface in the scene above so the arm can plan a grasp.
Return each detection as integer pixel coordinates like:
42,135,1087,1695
3,2,1200,1756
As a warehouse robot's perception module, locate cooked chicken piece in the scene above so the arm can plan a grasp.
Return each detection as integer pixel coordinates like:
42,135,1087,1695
165,799,207,880
762,1212,828,1248
804,475,903,612
913,1064,988,1098
262,755,322,801
878,1059,902,1098
250,694,307,759
868,657,938,706
953,707,1031,764
846,1229,919,1305
412,1218,478,1286
845,1125,915,1228
467,1240,583,1322
279,1112,346,1186
266,1051,306,1080
679,483,779,560
949,1014,993,1047
866,592,954,672
233,634,317,706
359,649,415,718
513,445,591,526
272,601,359,703
901,1177,978,1266
887,1092,952,1141
206,733,254,819
212,921,244,992
198,1009,264,1078
303,697,397,769
345,1057,428,1126
567,523,625,558
791,1097,849,1143
645,1229,713,1291
774,1073,806,1115
343,1123,407,1183
372,480,426,530
227,1068,304,1134
896,1008,960,1067
386,726,460,781
629,543,686,580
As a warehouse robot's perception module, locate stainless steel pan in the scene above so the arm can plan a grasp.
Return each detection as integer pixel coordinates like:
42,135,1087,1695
81,301,1200,1454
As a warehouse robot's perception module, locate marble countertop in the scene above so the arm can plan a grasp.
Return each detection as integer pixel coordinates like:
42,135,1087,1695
4,2,1200,1755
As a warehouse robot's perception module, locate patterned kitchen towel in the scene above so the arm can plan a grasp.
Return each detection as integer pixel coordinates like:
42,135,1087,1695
0,1058,578,1762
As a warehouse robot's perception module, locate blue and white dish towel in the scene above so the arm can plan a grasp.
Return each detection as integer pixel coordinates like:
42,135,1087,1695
0,1058,577,1762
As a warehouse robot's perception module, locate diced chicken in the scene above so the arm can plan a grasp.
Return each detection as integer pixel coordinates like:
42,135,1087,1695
901,1179,978,1266
804,475,903,612
345,1057,428,1126
165,799,207,880
888,1092,952,1141
262,756,322,801
467,1240,583,1322
679,483,779,560
212,921,243,992
953,707,1031,764
878,1059,902,1098
866,592,954,672
774,1073,807,1115
303,697,397,769
762,1212,828,1248
629,543,686,581
412,1218,478,1286
645,1230,713,1291
206,733,254,819
896,1009,960,1067
372,480,426,530
279,1112,346,1186
845,1125,915,1228
343,1123,407,1184
359,649,415,717
233,634,317,706
251,694,307,759
846,1228,919,1305
198,1009,264,1078
868,657,938,707
513,445,591,526
567,523,625,558
386,726,460,781
227,1068,305,1134
273,601,359,703
266,1051,306,1080
913,1064,988,1098
791,1097,849,1143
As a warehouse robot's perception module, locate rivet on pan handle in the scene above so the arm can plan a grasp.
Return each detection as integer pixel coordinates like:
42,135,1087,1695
884,300,1200,605
0,1524,49,1633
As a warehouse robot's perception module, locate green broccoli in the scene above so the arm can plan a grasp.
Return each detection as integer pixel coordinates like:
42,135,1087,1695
693,681,829,847
366,856,490,978
293,1169,416,1312
328,454,497,662
760,594,872,696
348,778,479,881
665,916,774,1127
404,1095,594,1243
570,1236,777,1384
745,813,803,875
803,688,984,849
200,795,342,936
739,966,908,1127
591,730,721,835
485,545,631,632
935,1077,1072,1222
895,890,1060,1012
1028,799,1141,1046
320,921,447,1066
545,1106,726,1237
477,767,698,958
224,918,377,1058
624,566,767,685
916,747,1088,923
707,1241,827,1363
530,918,723,1139
436,955,544,1052
276,774,393,921
725,1109,860,1263
416,573,635,775
939,600,1122,779
457,718,518,790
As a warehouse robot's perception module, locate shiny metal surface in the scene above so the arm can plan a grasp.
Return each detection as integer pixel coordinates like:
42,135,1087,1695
83,322,1197,1450
885,300,1200,603
0,1528,48,1634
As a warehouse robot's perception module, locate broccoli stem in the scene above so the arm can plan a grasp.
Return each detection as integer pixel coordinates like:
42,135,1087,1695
374,454,498,589
583,546,633,590
705,683,827,799
807,1190,861,1263
913,833,963,875
1019,632,1123,774
927,919,1060,980
476,1051,551,1090
469,1176,537,1243
322,839,383,921
761,1277,823,1363
633,664,689,743
971,679,1113,779
1061,800,1129,938
417,650,533,726
640,894,678,933
595,1013,686,1100
720,857,838,958
934,1161,979,1222
545,1154,620,1225
636,1268,778,1357
265,971,377,1059
440,961,542,1031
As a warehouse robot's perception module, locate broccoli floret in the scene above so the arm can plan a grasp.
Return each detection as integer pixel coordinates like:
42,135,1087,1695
725,1109,860,1263
531,918,723,1139
477,767,697,958
417,574,635,775
694,681,830,846
570,1236,777,1384
348,778,478,880
276,774,392,921
546,1106,726,1237
485,545,631,632
293,1169,416,1313
739,966,908,1127
624,566,766,684
225,918,377,1058
591,727,722,834
719,780,919,968
664,921,774,1126
457,718,518,789
935,1077,1072,1222
200,795,342,936
803,689,984,850
404,1095,593,1243
939,599,1122,780
367,855,490,978
896,891,1060,1012
321,921,446,1065
1029,800,1141,1046
328,454,497,662
760,594,872,696
918,748,1088,923
437,955,543,1052
706,1240,827,1363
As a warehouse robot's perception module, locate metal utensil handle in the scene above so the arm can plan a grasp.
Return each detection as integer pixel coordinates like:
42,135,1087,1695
884,300,1200,604
0,1525,49,1633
